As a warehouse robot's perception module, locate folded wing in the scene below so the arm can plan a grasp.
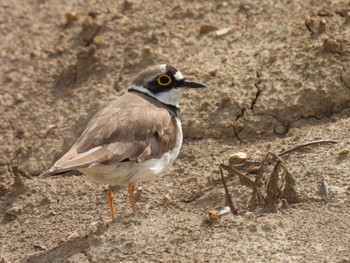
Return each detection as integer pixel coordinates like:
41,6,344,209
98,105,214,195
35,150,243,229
41,93,177,176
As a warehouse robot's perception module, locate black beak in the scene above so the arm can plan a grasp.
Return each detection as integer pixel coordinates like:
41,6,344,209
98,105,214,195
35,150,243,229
181,79,206,88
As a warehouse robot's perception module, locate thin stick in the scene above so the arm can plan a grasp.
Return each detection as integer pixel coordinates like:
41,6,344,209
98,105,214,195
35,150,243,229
278,139,338,157
219,164,239,215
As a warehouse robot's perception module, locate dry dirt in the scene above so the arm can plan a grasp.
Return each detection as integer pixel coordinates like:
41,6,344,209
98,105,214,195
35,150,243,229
1,0,350,262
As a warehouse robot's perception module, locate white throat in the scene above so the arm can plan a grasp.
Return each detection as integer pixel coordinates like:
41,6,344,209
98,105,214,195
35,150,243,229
129,84,183,107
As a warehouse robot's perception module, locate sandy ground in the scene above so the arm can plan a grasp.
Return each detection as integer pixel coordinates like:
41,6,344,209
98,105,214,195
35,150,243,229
1,0,350,262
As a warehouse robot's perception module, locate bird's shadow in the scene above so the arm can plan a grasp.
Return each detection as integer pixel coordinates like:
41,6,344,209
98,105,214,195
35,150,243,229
22,221,109,263
22,214,138,263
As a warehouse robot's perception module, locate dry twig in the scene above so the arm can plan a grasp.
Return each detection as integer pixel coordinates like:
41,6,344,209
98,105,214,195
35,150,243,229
278,139,338,157
219,165,239,215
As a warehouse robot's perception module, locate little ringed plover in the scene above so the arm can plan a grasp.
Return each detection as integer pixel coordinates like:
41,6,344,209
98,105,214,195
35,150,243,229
40,64,205,220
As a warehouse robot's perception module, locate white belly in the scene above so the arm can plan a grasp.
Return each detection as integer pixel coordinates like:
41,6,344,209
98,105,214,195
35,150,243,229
79,119,183,186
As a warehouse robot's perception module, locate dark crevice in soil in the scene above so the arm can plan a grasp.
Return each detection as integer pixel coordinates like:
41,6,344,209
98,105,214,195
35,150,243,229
251,71,262,111
234,107,245,143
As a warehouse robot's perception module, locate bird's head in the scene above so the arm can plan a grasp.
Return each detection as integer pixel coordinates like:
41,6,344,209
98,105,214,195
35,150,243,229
128,64,206,107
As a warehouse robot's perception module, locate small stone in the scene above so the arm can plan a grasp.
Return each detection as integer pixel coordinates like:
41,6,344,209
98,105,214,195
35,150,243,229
92,35,103,46
134,185,142,201
229,152,248,165
88,11,101,19
215,27,231,36
218,206,231,216
66,12,78,24
54,46,65,54
199,24,218,35
30,50,42,58
44,124,57,135
321,179,329,202
16,126,30,139
209,70,217,77
208,209,220,221
247,165,259,174
318,19,326,34
66,231,79,240
256,129,266,135
317,9,332,16
338,149,349,155
33,243,47,251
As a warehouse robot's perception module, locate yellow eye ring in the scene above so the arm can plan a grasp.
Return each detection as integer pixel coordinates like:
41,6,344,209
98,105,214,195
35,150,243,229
157,74,172,86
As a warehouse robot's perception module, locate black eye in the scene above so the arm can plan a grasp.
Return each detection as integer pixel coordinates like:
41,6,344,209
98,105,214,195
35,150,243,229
157,74,172,86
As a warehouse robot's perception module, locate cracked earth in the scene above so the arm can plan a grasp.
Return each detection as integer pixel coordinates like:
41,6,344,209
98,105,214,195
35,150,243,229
1,0,350,262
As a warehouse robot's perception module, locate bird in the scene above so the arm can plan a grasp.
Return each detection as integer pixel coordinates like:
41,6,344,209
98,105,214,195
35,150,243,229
40,64,205,220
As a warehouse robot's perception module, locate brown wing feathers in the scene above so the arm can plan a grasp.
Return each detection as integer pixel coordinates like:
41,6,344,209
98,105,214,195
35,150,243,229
42,92,177,176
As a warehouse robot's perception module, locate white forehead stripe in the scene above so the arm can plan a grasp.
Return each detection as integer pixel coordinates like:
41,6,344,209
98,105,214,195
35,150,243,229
174,70,184,80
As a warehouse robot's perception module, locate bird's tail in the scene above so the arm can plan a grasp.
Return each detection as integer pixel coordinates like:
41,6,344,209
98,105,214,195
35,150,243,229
39,167,78,178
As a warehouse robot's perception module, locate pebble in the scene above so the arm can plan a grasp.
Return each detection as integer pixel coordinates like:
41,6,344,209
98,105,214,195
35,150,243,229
321,179,329,202
54,46,65,54
66,231,79,240
338,149,349,155
16,126,30,139
88,11,101,19
318,19,326,34
30,50,42,58
199,24,218,35
229,152,247,165
218,206,231,216
66,12,78,25
216,27,231,37
33,243,47,251
207,209,220,221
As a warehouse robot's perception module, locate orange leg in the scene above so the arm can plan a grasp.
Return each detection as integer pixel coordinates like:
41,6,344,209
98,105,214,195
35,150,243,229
128,183,136,213
107,185,116,221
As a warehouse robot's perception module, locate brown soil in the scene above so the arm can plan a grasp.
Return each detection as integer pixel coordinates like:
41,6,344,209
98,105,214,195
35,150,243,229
1,0,350,262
